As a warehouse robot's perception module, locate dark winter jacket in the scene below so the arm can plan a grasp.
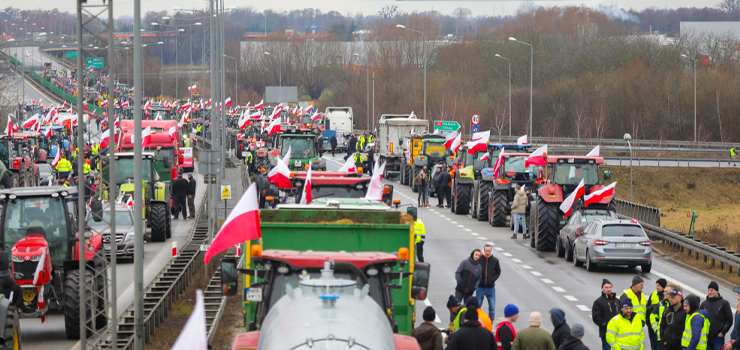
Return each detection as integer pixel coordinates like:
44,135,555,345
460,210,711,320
432,171,442,187
557,336,590,350
172,176,190,197
411,322,444,350
700,294,734,339
330,135,337,148
446,320,498,350
455,251,483,296
550,309,571,349
188,177,197,196
592,292,621,338
732,309,739,341
437,171,452,188
659,303,687,349
479,254,501,288
525,193,534,217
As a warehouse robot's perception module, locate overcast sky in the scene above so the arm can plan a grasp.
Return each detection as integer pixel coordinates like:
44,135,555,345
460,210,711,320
5,0,714,19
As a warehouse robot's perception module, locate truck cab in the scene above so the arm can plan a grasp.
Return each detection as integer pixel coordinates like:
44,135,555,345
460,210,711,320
323,107,353,134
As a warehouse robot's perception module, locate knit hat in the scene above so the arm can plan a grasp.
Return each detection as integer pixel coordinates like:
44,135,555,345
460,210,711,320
708,281,719,292
656,278,667,289
631,276,644,287
447,295,461,309
504,304,520,318
466,297,480,310
465,308,479,322
571,324,585,338
529,312,542,327
602,279,612,287
620,296,633,308
423,306,436,322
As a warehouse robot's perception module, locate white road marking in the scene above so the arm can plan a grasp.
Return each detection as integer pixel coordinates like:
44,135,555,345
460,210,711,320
531,271,543,276
542,279,554,284
444,218,451,220
552,287,566,292
494,247,504,251
521,265,532,269
464,229,472,232
477,237,486,240
424,299,432,306
503,253,512,257
486,241,495,246
457,225,465,228
576,305,591,312
511,258,522,263
565,295,579,301
450,221,458,224
470,232,479,236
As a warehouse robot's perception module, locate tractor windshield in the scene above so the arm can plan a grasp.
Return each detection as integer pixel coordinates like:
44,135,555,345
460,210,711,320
423,142,446,158
502,156,537,179
105,158,153,185
148,148,175,165
281,138,315,159
311,184,367,199
553,163,599,185
467,151,486,170
3,196,69,266
0,140,9,164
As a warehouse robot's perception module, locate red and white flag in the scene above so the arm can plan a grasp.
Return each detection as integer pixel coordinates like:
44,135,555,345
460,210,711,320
492,148,505,178
38,286,46,323
171,289,207,350
363,161,387,201
4,118,16,137
168,126,177,138
467,130,490,154
338,156,357,173
143,100,151,111
517,135,528,146
23,114,40,129
204,183,262,264
444,130,459,149
114,116,120,128
408,111,416,119
282,146,292,167
238,111,249,129
304,105,313,115
525,144,548,167
142,126,152,148
121,100,130,107
249,111,262,120
171,241,178,257
559,179,585,217
254,99,264,111
224,97,232,107
155,114,163,121
179,111,189,129
267,117,281,136
43,125,53,138
51,150,61,167
586,145,600,157
100,99,108,108
585,182,616,207
479,152,490,161
267,156,292,188
125,196,134,207
32,248,48,285
310,112,321,122
449,134,462,153
100,128,117,149
299,167,313,204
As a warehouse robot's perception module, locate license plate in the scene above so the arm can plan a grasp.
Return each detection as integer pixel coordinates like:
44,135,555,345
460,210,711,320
286,197,295,204
279,191,285,197
615,243,633,249
294,161,301,167
246,288,262,302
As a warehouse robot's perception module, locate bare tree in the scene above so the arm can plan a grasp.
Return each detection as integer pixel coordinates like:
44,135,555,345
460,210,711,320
718,0,740,13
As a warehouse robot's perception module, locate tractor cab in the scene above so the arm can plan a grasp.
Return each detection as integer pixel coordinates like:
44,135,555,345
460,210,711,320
278,130,326,171
545,156,608,197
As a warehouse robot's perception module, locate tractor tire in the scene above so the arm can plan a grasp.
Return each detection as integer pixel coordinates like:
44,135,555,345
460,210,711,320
0,173,13,189
477,181,492,222
405,164,412,186
490,190,508,227
556,235,566,258
453,183,471,215
536,199,559,252
150,202,168,242
64,269,95,339
1,301,19,350
400,163,406,185
11,174,18,188
565,240,574,262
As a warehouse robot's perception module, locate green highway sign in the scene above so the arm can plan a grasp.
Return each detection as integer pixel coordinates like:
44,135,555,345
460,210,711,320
86,57,104,69
433,120,460,135
66,51,78,58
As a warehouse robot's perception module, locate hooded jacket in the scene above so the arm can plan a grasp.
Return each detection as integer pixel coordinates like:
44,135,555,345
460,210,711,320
411,322,444,350
479,253,501,288
511,190,528,214
550,308,571,349
685,295,709,350
659,301,687,349
593,292,621,338
558,336,590,350
447,320,498,350
699,293,733,339
455,251,483,296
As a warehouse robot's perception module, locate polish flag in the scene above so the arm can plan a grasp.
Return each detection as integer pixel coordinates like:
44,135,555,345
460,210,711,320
270,107,282,120
43,125,53,138
204,183,262,264
168,126,177,138
304,105,313,115
492,148,505,178
23,114,40,129
408,111,416,119
586,145,600,157
224,97,232,107
4,119,16,137
517,135,528,146
100,99,108,107
467,130,490,154
143,100,151,111
267,118,281,136
32,248,48,285
238,111,249,130
338,156,357,173
444,130,459,149
114,116,120,128
363,161,387,201
126,196,134,207
171,290,207,350
142,126,152,148
267,157,292,188
559,179,585,217
100,128,117,149
282,146,292,167
310,113,321,122
479,152,490,162
449,134,462,153
525,144,548,167
249,111,262,120
121,100,129,107
254,99,264,111
299,167,313,204
584,182,616,207
292,106,298,115
38,286,46,323
155,114,163,121
51,150,61,167
296,106,304,116
179,111,189,129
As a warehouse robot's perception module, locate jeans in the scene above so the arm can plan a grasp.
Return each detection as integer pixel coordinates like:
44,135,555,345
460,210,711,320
418,186,428,205
475,287,496,320
436,187,445,206
709,337,725,350
444,187,451,207
454,290,474,305
513,213,527,234
173,195,187,219
602,337,611,350
416,242,424,262
649,328,658,350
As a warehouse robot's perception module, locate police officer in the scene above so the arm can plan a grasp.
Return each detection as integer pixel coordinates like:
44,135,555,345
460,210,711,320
408,207,425,262
606,297,644,350
55,155,73,179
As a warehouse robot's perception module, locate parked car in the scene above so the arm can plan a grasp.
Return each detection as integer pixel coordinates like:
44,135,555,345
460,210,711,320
557,208,617,262
86,205,141,262
37,163,53,186
572,219,652,273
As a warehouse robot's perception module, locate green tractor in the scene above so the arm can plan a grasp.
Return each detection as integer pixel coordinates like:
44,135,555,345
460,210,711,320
275,130,326,171
101,152,172,242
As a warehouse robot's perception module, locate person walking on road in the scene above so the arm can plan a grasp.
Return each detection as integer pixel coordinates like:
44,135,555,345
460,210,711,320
416,168,430,207
648,279,668,350
330,134,337,156
172,172,190,219
594,279,622,350
496,304,520,350
659,288,686,350
551,308,572,349
512,312,557,350
620,276,647,325
187,174,197,219
683,294,710,350
559,324,590,350
606,297,644,350
412,306,444,350
699,282,733,350
409,208,426,262
454,249,483,305
447,309,498,350
510,184,528,239
477,244,501,321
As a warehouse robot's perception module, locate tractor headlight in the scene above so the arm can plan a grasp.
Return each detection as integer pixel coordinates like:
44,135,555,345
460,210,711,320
11,255,24,263
124,232,134,242
30,254,43,262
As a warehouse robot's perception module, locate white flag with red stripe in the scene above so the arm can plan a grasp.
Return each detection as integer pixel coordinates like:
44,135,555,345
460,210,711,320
267,117,281,136
559,179,585,217
126,196,134,207
492,148,505,178
310,112,321,122
168,126,177,138
254,99,264,110
444,130,459,149
584,182,616,207
39,286,46,323
408,111,416,119
33,248,47,285
517,135,528,146
449,134,462,153
171,290,207,350
23,114,40,129
586,145,600,157
467,130,490,154
51,150,61,167
525,145,548,167
142,126,152,148
224,97,232,107
299,167,313,204
43,125,53,138
204,183,262,264
363,161,387,201
338,156,357,173
479,152,490,161
267,156,292,188
282,146,292,167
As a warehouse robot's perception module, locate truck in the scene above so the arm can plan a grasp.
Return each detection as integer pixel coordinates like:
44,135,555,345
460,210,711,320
399,133,447,192
377,115,429,180
323,107,354,134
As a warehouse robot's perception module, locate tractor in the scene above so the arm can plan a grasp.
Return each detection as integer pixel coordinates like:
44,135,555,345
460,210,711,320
399,134,447,192
471,143,531,222
0,186,107,339
101,152,172,242
480,152,542,228
276,129,326,171
0,137,31,188
530,156,614,251
449,146,475,215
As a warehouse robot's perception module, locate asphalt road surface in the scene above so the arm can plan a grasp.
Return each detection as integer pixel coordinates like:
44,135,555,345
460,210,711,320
322,153,735,349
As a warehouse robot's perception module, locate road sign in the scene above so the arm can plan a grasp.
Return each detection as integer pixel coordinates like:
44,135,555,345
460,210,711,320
309,25,320,30
66,51,78,58
221,185,232,200
85,57,104,69
433,120,460,136
471,114,480,125
473,125,479,133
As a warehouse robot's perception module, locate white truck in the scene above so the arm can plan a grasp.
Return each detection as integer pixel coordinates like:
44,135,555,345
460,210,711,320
377,114,429,180
324,107,354,134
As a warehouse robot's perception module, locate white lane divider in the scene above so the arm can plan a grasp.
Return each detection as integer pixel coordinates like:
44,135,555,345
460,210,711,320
521,265,532,269
471,233,479,236
423,299,443,323
542,279,554,284
494,247,504,251
564,295,579,301
502,253,513,257
477,237,486,240
464,229,472,232
511,258,522,263
457,225,465,228
487,241,495,246
576,305,591,312
531,271,543,276
450,221,458,224
552,287,566,292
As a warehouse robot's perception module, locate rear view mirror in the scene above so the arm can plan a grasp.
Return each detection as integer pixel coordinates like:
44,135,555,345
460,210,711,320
220,257,239,296
733,286,740,294
411,262,430,300
603,170,611,180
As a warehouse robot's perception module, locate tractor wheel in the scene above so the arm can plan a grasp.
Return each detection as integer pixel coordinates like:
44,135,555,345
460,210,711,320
0,173,13,189
165,199,172,239
11,174,18,188
477,181,492,222
453,183,471,215
536,198,559,252
1,301,19,350
470,185,478,219
556,235,566,258
150,202,168,242
405,164,412,186
490,190,508,227
565,239,574,262
64,269,95,339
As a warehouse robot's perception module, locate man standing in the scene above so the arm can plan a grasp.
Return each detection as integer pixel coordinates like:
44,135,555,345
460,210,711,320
620,276,647,326
187,174,197,219
409,208,425,263
650,283,674,350
496,304,520,350
444,165,453,207
477,244,501,321
367,147,375,176
447,309,498,350
699,282,733,350
330,134,337,157
256,168,269,209
594,279,622,350
551,308,571,349
648,279,668,350
416,168,429,207
454,249,483,304
411,306,444,350
683,294,710,350
510,184,528,239
606,297,644,350
172,172,190,220
433,167,445,208
659,289,686,350
447,295,463,328
559,324,590,350
512,312,557,350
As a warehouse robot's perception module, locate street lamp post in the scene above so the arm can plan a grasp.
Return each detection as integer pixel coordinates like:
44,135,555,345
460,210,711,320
495,54,512,136
264,51,281,86
509,37,533,136
158,41,164,97
624,133,633,202
681,54,697,143
396,24,426,120
224,54,238,106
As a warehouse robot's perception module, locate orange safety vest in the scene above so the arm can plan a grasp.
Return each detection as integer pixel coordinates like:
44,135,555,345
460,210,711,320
449,170,455,187
478,309,493,332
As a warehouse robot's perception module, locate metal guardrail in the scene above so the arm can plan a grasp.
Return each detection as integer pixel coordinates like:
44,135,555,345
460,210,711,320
490,135,732,151
614,198,661,227
603,156,740,168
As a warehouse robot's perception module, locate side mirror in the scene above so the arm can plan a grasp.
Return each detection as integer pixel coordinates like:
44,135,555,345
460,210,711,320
220,257,239,296
733,286,740,294
603,170,611,180
411,262,430,300
575,228,584,237
91,200,104,222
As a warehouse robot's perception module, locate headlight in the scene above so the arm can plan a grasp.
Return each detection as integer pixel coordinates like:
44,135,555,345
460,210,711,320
30,254,43,262
11,255,24,263
125,232,134,242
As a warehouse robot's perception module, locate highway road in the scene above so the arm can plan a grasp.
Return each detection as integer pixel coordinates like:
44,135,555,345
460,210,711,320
321,153,735,350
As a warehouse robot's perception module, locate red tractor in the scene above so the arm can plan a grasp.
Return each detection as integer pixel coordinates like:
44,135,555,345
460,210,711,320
0,186,108,339
0,136,34,188
531,156,614,251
